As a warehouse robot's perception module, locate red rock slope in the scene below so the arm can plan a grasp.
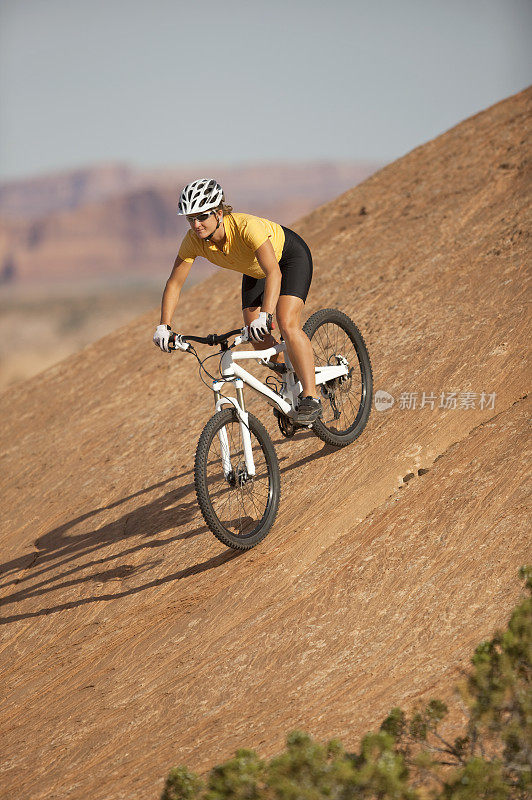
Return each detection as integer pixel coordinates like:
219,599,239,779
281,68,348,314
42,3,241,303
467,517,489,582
0,88,530,800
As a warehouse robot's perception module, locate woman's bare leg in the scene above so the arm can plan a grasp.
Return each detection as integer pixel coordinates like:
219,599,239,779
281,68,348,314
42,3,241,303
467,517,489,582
244,299,317,396
275,295,316,397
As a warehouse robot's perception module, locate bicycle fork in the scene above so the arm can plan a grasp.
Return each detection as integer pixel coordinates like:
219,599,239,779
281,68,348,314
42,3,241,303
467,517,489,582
213,379,256,478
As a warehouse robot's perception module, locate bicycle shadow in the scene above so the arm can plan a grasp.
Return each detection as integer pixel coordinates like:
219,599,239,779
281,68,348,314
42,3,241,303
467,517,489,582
273,435,339,473
1,434,339,626
0,470,240,625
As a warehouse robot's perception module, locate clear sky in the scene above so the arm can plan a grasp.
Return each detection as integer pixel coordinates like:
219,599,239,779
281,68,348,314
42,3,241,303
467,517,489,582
0,0,530,180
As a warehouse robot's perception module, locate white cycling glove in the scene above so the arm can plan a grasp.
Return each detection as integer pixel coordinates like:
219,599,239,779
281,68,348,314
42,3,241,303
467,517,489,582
153,324,172,352
249,312,273,342
153,325,190,352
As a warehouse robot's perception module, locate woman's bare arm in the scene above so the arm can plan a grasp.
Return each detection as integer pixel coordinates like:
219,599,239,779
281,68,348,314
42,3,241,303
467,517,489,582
160,256,193,325
255,239,282,314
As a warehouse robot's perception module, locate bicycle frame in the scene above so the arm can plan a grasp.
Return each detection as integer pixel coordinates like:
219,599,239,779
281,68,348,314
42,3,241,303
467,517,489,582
211,334,349,477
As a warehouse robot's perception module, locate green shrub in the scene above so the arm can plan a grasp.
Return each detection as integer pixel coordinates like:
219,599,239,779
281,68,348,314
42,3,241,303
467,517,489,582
161,766,204,800
206,749,265,800
161,568,531,800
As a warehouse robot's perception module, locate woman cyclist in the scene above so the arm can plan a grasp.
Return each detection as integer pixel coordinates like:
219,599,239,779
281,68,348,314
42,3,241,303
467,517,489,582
153,178,322,423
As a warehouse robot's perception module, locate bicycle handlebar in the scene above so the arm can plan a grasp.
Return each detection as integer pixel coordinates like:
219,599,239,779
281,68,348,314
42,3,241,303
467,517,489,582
168,328,244,349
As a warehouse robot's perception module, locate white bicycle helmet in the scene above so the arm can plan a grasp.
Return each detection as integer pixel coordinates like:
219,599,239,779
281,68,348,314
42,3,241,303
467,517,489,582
177,178,224,215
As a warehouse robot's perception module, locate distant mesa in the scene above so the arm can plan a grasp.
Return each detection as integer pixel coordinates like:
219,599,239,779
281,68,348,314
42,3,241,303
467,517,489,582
0,161,382,286
0,254,16,284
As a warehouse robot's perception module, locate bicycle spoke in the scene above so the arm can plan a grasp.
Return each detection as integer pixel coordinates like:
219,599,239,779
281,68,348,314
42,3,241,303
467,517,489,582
311,319,365,434
202,419,272,537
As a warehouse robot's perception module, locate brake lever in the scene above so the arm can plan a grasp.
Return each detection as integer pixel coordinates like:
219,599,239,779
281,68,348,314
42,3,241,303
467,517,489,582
168,333,191,351
232,327,250,347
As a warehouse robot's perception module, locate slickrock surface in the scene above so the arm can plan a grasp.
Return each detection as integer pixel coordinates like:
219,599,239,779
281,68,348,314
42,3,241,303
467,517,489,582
0,88,530,799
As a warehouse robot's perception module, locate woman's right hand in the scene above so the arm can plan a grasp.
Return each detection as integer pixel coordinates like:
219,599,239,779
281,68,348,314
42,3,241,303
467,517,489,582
153,324,172,352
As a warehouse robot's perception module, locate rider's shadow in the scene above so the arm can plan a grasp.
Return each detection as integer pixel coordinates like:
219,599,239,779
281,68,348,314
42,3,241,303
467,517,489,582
274,437,339,473
0,471,238,625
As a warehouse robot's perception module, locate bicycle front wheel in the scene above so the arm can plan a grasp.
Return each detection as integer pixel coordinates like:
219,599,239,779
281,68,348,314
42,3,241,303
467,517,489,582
194,408,280,550
303,308,373,447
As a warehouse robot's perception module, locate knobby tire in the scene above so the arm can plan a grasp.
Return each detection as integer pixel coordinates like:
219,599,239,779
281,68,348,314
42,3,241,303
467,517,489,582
194,408,280,550
303,308,373,447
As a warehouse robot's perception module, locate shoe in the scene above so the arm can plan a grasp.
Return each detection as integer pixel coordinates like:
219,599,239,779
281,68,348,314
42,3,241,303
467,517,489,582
260,358,287,375
296,396,323,424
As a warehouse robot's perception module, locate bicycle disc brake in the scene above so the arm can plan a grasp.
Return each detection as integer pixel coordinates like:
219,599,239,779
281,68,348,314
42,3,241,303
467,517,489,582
321,356,351,420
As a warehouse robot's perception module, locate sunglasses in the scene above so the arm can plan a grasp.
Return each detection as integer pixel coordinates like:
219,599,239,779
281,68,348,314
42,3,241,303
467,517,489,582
187,211,215,223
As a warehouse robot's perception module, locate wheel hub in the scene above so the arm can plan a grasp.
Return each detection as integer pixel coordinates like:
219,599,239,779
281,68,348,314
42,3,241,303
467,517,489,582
236,461,251,487
320,356,351,418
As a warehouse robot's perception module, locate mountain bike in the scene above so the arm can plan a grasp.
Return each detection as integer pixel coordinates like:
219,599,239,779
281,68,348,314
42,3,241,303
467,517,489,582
169,308,372,551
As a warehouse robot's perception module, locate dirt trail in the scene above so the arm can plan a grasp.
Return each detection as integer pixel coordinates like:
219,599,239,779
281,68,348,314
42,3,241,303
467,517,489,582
0,88,530,800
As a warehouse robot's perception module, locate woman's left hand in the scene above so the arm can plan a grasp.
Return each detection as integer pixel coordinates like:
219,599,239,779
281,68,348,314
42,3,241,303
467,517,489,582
249,312,273,341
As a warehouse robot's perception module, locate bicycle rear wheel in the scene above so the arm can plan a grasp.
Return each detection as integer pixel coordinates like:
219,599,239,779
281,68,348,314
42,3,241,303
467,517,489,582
194,408,280,550
303,308,372,447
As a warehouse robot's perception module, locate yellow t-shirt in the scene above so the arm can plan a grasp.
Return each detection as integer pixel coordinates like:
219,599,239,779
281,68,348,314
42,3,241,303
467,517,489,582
178,212,285,279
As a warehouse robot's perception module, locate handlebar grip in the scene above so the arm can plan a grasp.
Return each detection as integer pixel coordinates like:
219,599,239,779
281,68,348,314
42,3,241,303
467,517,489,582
168,333,189,351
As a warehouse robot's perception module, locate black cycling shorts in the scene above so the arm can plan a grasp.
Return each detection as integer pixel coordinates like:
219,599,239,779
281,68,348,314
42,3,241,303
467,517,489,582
241,226,313,310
